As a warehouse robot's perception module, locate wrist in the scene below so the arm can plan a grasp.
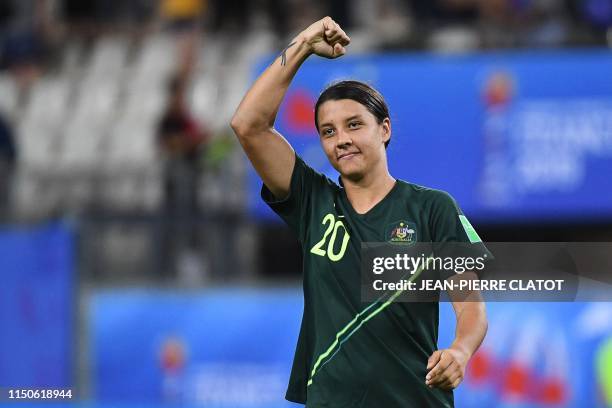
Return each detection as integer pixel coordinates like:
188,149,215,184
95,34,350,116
449,343,472,360
292,34,313,56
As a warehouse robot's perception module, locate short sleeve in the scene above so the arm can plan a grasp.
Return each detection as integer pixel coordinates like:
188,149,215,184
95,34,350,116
428,190,493,278
261,153,325,242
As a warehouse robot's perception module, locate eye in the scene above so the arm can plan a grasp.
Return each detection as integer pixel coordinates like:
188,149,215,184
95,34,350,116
322,128,335,137
348,121,361,129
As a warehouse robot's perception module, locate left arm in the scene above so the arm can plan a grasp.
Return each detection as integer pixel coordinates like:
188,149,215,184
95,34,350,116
425,272,488,390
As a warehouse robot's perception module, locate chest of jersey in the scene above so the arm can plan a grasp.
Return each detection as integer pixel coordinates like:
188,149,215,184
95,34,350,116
303,188,435,276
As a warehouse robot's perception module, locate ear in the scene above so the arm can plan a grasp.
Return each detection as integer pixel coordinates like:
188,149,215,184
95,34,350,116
381,118,391,145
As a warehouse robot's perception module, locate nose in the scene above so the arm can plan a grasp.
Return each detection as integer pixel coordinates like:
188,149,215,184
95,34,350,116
336,129,352,147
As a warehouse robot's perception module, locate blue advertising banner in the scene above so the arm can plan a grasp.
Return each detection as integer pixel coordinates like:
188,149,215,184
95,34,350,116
90,289,303,407
248,50,612,223
439,302,612,408
0,223,74,387
90,289,611,407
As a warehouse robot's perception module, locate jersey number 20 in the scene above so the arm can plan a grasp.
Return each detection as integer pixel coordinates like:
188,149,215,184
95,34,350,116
310,213,350,262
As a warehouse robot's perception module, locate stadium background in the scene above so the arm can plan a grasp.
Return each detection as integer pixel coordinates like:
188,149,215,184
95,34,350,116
1,0,611,407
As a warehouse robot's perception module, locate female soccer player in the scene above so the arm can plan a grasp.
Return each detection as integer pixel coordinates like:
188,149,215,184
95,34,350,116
231,16,488,407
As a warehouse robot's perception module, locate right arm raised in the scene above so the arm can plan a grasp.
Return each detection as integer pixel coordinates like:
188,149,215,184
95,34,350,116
230,17,350,199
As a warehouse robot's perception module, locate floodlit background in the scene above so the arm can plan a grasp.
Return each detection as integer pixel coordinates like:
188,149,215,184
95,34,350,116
1,0,612,407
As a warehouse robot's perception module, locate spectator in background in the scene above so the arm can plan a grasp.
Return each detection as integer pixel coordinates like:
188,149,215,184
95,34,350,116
160,0,206,31
1,0,59,87
0,113,16,221
157,73,209,279
160,0,204,92
158,75,207,163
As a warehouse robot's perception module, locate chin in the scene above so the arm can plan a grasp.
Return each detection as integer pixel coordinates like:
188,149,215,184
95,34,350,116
338,166,366,182
329,156,365,181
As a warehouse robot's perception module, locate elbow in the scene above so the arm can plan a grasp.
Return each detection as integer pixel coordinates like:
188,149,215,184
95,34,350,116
230,112,270,140
230,114,248,138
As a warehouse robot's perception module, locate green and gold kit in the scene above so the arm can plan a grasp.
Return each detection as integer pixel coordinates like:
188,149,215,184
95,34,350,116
262,154,489,407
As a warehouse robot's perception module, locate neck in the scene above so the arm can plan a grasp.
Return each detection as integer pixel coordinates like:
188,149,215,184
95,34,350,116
341,165,396,214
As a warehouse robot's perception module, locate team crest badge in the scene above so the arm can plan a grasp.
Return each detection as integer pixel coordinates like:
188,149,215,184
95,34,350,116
386,221,417,245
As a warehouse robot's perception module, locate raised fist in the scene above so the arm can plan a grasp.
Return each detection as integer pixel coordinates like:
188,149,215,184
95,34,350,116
299,17,351,59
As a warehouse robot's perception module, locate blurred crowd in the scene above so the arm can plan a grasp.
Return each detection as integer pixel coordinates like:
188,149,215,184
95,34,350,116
1,0,612,79
395,0,612,49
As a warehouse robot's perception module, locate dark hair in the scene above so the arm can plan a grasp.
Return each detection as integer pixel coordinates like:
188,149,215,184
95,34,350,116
314,80,391,148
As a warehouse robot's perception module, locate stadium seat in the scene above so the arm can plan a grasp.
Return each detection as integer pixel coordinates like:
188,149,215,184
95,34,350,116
0,74,18,116
86,37,129,77
21,78,70,131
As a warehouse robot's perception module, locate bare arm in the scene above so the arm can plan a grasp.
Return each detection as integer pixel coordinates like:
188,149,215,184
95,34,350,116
426,272,488,390
230,17,350,199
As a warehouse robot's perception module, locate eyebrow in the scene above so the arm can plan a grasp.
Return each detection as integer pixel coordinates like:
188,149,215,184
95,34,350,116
319,115,364,129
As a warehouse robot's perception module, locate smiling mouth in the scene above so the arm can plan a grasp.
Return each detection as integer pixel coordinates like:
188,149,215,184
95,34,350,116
338,152,360,160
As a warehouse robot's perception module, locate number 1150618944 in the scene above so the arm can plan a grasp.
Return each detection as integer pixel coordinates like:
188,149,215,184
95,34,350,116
2,388,73,401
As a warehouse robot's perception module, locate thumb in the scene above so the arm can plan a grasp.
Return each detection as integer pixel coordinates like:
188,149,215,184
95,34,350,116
333,43,346,57
427,350,442,370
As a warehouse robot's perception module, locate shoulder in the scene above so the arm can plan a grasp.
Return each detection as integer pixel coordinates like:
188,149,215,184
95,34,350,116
295,154,341,192
397,180,459,210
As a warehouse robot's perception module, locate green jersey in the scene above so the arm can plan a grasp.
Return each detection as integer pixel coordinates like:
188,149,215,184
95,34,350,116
262,154,489,407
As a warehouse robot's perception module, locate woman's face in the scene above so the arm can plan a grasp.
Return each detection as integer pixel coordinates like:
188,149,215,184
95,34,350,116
316,99,390,181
